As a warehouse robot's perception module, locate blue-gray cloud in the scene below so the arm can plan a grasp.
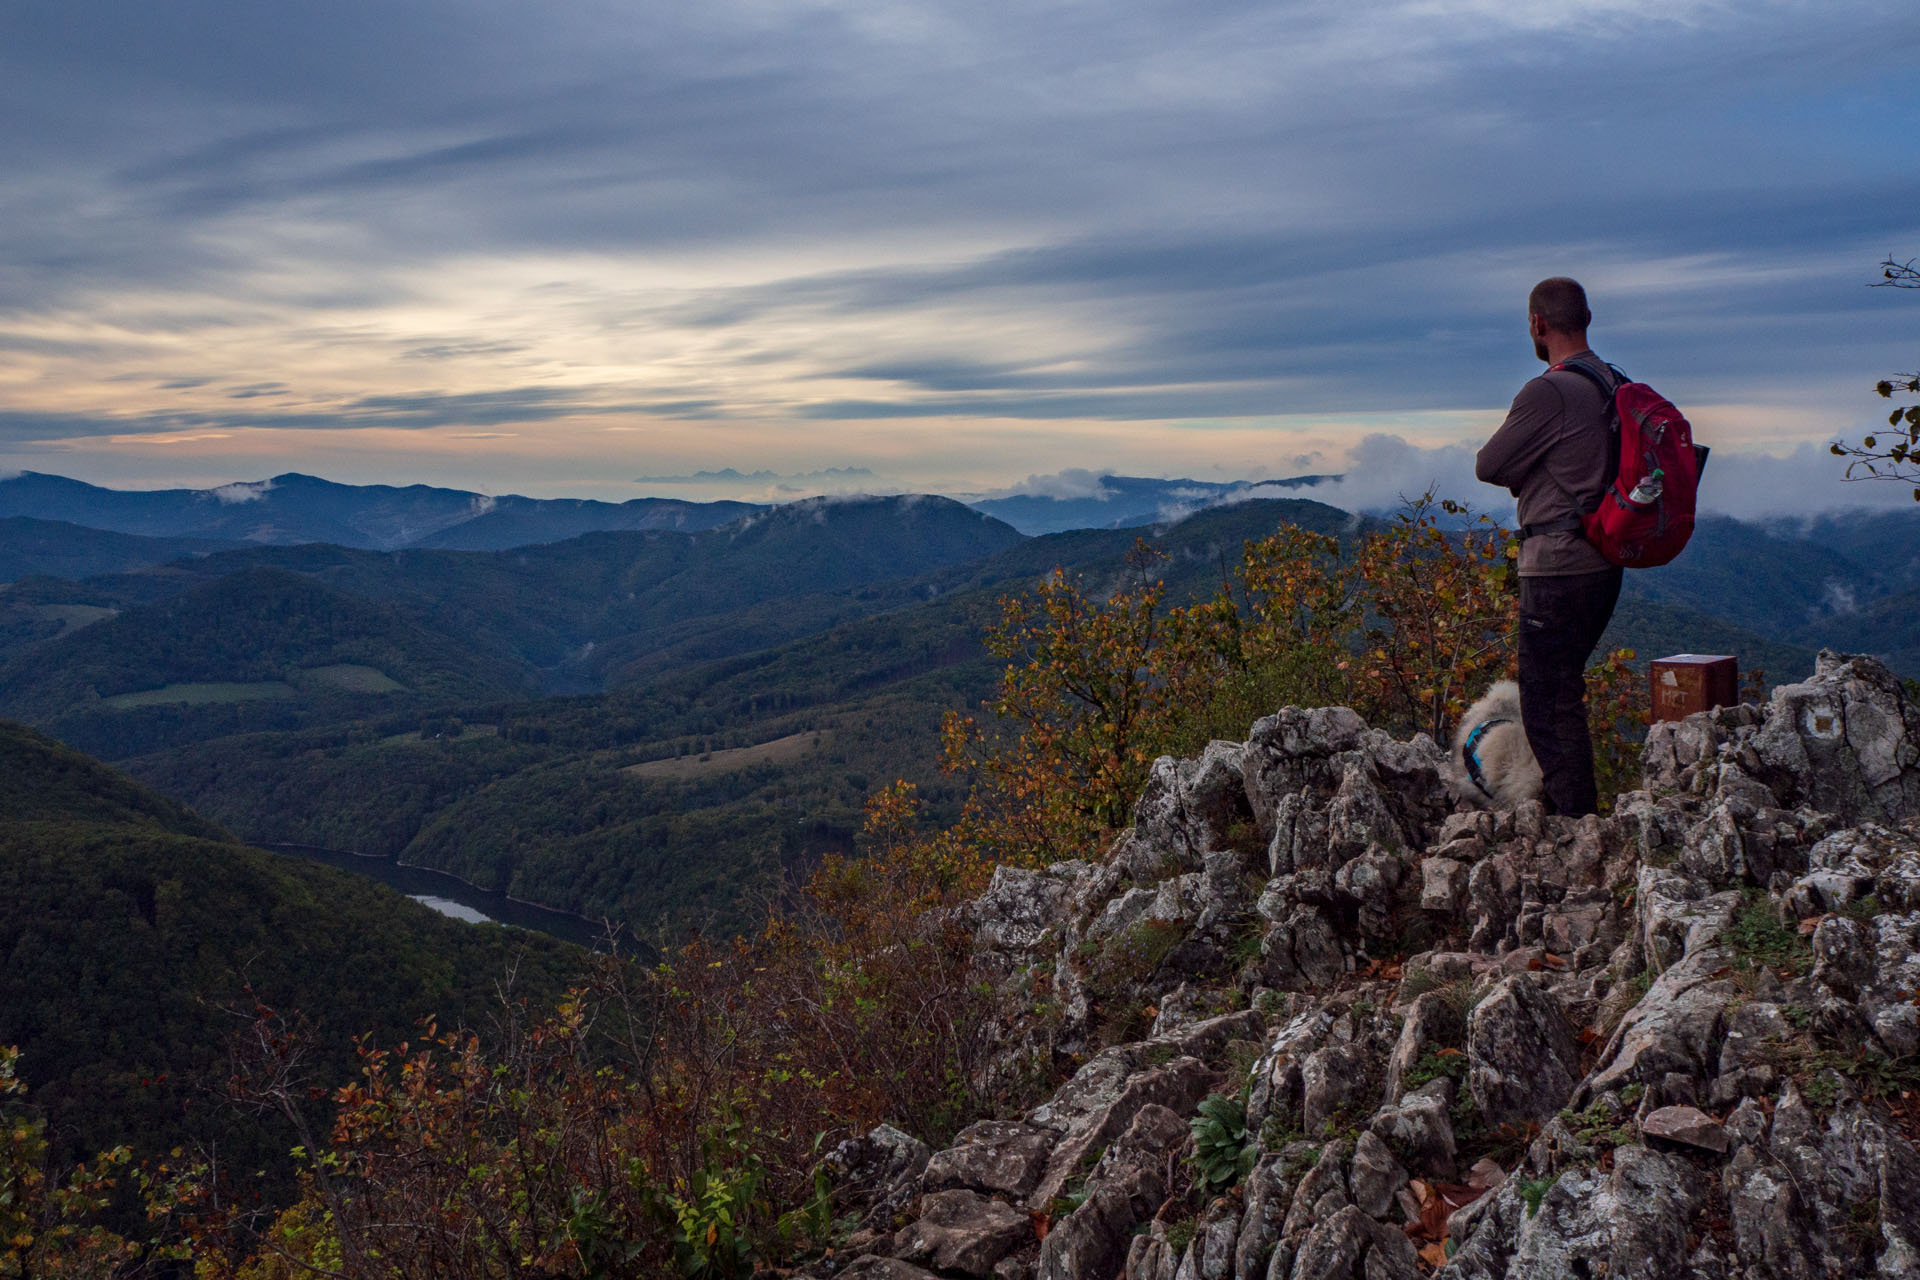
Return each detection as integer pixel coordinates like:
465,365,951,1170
1,0,1917,447
0,387,719,442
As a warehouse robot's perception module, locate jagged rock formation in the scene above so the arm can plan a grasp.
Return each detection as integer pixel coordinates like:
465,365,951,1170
804,653,1920,1280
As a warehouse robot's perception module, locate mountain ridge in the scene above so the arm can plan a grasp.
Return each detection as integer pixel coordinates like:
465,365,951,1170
0,470,761,552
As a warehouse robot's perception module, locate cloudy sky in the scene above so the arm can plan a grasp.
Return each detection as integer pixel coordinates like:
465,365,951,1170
2,0,1917,509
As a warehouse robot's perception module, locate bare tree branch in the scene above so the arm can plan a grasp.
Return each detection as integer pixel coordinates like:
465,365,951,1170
1872,255,1920,288
1833,259,1920,499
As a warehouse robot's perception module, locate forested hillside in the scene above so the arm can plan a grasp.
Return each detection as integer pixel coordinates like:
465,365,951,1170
0,517,241,582
4,490,1914,939
124,500,1368,934
0,719,581,1202
3,493,1025,691
0,567,538,758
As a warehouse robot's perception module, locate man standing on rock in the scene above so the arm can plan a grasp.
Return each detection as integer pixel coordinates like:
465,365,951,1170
1475,277,1621,818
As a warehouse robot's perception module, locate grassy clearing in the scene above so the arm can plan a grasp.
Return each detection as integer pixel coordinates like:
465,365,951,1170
297,664,407,694
623,730,832,780
31,604,118,634
100,681,299,709
370,724,499,748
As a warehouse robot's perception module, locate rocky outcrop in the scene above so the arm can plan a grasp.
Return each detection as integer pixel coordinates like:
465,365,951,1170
804,652,1920,1280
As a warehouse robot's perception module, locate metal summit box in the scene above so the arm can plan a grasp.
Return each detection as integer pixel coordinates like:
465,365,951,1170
1650,654,1739,723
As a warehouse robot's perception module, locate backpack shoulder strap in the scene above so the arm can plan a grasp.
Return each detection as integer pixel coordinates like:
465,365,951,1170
1551,357,1623,402
1549,357,1624,504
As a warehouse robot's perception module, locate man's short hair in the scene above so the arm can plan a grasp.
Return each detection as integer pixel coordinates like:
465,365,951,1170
1529,277,1591,334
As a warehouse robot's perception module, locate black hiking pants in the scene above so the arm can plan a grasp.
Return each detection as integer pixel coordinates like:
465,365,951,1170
1517,567,1623,818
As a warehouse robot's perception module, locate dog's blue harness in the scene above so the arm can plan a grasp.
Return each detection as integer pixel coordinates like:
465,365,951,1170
1463,718,1510,800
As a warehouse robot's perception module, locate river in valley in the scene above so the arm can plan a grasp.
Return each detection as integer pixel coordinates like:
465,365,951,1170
261,843,619,952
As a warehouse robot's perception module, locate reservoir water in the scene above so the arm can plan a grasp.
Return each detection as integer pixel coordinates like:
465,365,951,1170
261,843,619,952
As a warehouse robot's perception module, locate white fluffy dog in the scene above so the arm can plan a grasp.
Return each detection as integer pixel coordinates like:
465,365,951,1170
1449,680,1542,809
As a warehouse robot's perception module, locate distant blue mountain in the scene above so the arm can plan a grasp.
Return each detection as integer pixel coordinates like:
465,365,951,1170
1,469,1346,555
0,472,760,552
967,473,1336,535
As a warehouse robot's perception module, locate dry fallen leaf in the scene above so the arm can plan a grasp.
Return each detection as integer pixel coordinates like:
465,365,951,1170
1419,1241,1450,1268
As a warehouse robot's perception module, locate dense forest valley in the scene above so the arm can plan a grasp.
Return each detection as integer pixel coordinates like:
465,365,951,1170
4,472,1920,1276
2,474,1914,938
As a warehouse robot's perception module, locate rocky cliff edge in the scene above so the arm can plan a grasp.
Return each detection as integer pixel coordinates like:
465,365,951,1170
805,652,1920,1280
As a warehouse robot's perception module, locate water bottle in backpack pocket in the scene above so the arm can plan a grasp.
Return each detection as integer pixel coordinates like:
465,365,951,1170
1555,360,1708,569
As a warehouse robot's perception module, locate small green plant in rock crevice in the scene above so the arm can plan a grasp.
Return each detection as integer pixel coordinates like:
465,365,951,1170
1191,1092,1256,1193
1089,916,1187,998
1402,1048,1467,1092
1518,1175,1557,1219
1228,913,1266,969
1557,1098,1635,1155
1728,890,1811,978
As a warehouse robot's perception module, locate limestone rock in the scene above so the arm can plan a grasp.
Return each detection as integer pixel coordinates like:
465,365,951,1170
1420,856,1469,913
894,1190,1032,1278
1035,1104,1186,1280
838,1258,944,1280
971,863,1087,954
1028,1055,1218,1209
1348,1129,1409,1219
1466,976,1582,1129
823,1124,932,1226
1499,1146,1703,1280
1232,1153,1299,1280
1381,990,1466,1106
1587,946,1738,1098
1280,1140,1351,1242
1253,903,1345,992
1368,1080,1457,1181
1749,653,1920,824
922,1120,1056,1201
1287,1204,1419,1280
823,677,1920,1280
1301,1042,1371,1134
1640,1105,1730,1154
1133,741,1256,871
1246,1006,1336,1132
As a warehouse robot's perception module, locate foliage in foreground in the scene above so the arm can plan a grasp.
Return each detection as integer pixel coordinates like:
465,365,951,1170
130,785,1011,1278
944,496,1647,865
1,1045,140,1278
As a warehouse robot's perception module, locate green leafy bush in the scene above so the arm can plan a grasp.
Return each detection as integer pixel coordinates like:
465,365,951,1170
1190,1094,1255,1192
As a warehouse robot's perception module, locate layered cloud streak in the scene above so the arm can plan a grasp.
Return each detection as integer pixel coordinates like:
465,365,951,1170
0,0,1916,498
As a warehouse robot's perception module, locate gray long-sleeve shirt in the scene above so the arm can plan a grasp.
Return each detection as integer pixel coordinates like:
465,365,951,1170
1476,351,1616,577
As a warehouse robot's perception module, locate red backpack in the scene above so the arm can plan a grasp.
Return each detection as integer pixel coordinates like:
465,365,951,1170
1553,358,1708,569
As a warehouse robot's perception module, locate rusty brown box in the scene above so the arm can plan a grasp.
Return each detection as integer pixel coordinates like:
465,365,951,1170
1650,654,1739,723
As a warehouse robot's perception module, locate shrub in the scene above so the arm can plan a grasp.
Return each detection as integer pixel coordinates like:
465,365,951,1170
939,495,1649,866
1190,1093,1256,1193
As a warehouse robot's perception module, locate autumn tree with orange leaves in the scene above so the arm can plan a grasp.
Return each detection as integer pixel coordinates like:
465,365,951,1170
941,494,1646,866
